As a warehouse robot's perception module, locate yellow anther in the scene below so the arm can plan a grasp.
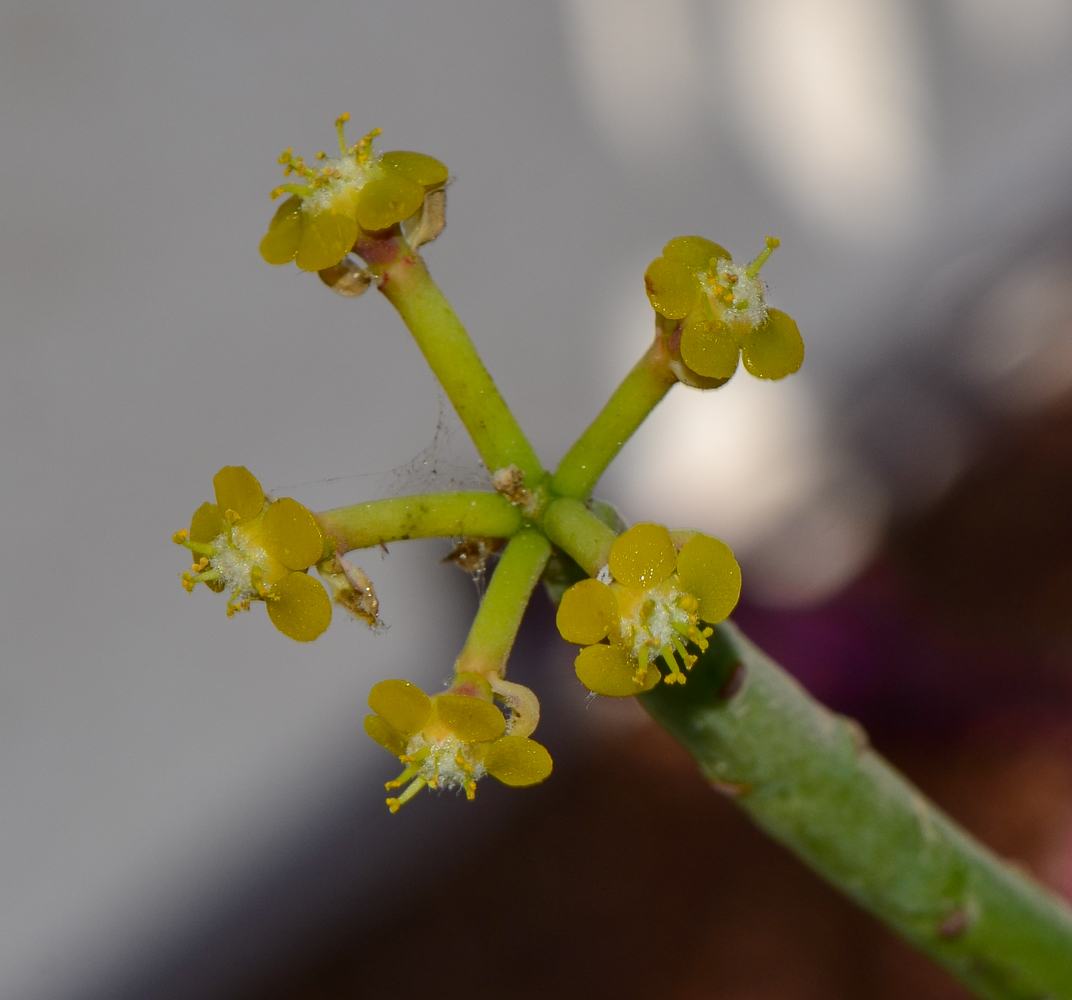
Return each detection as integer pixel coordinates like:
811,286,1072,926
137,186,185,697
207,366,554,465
181,573,195,593
173,529,189,543
315,151,326,160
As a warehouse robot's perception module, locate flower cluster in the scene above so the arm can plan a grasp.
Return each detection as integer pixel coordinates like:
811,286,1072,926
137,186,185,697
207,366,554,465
173,465,334,641
364,673,552,811
644,236,804,388
259,113,448,274
556,523,741,696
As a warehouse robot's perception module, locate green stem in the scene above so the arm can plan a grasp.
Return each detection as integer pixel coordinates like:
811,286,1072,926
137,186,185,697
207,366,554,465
317,492,522,553
455,528,552,676
552,341,676,499
541,497,617,576
377,251,545,485
641,622,1072,1000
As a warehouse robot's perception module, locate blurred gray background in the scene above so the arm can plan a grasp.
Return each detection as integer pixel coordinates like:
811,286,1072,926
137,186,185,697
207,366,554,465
4,1,1072,997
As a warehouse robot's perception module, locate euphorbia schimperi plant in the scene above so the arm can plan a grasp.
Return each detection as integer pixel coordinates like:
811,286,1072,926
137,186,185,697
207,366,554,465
173,115,1072,999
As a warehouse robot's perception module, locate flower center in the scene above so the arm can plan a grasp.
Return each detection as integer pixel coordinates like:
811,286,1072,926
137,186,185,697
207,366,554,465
615,579,712,684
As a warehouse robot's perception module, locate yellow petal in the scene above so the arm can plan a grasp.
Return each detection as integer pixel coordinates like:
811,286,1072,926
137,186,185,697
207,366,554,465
662,235,730,269
680,319,739,380
609,523,677,589
262,497,324,570
355,175,426,231
484,735,553,787
379,150,448,188
295,208,359,272
363,714,408,757
575,644,660,697
368,679,432,735
189,502,225,543
644,256,700,319
259,195,303,265
434,694,506,743
741,308,804,380
675,534,741,624
213,466,265,522
265,572,332,641
556,578,620,645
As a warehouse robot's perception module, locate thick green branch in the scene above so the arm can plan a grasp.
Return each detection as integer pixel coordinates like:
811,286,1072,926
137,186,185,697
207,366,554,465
641,623,1072,1000
541,497,617,577
317,492,522,553
377,251,545,485
552,341,676,499
456,528,551,676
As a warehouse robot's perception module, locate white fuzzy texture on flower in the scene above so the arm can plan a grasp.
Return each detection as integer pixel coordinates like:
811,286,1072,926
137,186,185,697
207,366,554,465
618,578,696,661
304,153,381,214
701,260,769,334
406,734,486,790
210,531,268,596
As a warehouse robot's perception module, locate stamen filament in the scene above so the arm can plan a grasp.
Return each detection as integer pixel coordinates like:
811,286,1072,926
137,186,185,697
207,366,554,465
335,112,350,155
386,758,424,790
746,236,781,278
635,643,651,682
178,538,216,557
271,183,313,200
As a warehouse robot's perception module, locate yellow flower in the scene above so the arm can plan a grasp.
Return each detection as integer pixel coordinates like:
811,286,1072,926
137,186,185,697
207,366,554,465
259,113,448,273
363,673,553,811
556,523,741,696
644,236,804,386
173,466,333,642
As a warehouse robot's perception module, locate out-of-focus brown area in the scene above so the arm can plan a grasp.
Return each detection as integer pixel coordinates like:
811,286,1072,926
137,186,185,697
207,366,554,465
899,394,1072,652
